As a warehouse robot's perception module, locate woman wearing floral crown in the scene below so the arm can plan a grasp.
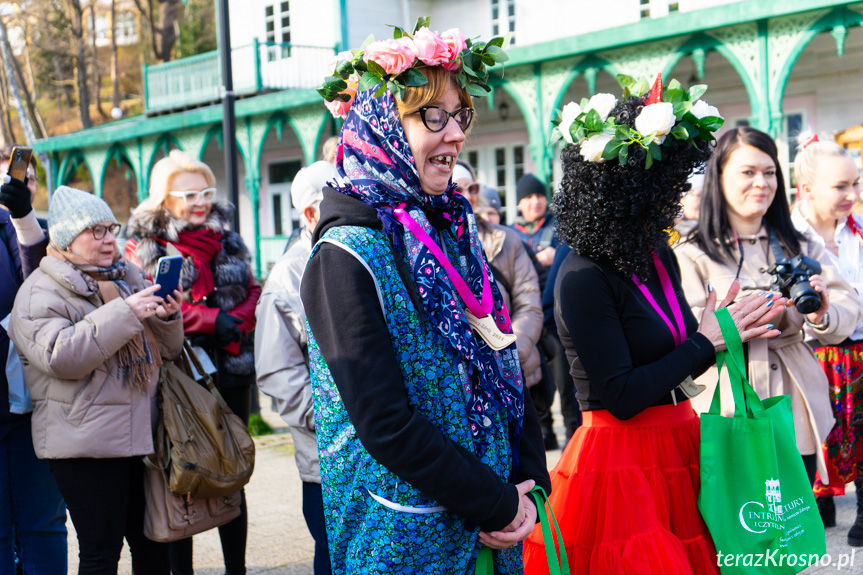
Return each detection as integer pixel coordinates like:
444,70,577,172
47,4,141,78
522,78,786,575
305,20,550,574
789,131,863,543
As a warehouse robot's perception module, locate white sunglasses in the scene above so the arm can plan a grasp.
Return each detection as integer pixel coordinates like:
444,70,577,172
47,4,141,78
169,187,217,206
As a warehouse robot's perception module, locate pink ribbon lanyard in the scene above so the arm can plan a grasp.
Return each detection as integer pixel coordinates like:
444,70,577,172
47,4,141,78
632,251,687,347
393,206,492,318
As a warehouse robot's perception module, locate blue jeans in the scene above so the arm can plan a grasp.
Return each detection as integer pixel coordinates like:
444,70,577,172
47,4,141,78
302,481,331,575
0,418,67,575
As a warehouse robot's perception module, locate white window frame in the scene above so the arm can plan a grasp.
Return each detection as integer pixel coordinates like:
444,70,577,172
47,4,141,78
264,1,291,61
490,0,515,44
265,158,303,236
779,109,807,196
116,12,137,44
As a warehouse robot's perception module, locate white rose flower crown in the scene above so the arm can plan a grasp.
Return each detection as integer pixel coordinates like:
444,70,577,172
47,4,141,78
550,74,725,169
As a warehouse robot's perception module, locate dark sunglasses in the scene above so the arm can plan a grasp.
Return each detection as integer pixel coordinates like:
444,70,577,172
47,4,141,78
415,106,474,133
87,223,121,240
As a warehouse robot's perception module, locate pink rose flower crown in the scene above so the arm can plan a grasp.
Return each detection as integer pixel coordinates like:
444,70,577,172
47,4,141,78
318,16,509,119
551,74,725,169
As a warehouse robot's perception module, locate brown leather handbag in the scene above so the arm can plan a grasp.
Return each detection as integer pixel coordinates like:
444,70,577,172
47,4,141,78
154,340,255,498
142,341,254,542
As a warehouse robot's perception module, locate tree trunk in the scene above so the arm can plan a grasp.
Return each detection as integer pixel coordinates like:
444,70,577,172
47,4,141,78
89,0,107,119
9,44,46,139
67,0,92,129
153,0,181,62
0,71,12,147
110,0,119,109
0,15,36,144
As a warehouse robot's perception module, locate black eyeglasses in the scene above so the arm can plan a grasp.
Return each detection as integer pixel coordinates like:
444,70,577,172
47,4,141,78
414,106,474,133
87,223,121,240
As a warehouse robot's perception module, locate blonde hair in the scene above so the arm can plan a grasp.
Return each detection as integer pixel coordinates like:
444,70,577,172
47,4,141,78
793,131,851,187
396,67,473,132
137,149,217,213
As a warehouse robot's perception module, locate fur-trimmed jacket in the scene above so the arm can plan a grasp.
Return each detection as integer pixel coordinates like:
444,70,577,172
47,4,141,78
124,202,261,389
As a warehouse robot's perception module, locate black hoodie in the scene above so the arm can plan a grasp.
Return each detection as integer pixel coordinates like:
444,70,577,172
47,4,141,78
301,187,550,532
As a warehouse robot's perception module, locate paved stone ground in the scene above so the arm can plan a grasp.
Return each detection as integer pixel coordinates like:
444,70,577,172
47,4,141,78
67,394,860,573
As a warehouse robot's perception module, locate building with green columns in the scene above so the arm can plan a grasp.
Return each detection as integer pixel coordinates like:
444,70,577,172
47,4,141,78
32,0,863,276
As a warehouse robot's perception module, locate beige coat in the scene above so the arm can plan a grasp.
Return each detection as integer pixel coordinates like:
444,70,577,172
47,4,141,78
477,220,544,387
674,228,862,479
10,256,184,460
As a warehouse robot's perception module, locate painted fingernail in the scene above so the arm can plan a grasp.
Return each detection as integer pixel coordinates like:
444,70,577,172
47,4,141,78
765,292,774,299
765,324,774,330
707,284,714,293
766,300,774,308
758,291,765,296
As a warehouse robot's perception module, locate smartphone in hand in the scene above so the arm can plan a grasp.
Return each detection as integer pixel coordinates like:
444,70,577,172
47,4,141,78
7,146,33,182
153,255,183,300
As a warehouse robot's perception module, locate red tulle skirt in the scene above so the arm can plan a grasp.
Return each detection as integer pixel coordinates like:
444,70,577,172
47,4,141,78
523,400,720,575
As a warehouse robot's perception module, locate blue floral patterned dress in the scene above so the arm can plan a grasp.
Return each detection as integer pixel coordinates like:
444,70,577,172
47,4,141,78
307,225,524,574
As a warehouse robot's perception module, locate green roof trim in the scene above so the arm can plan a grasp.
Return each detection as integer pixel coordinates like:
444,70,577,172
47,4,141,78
502,0,862,68
34,88,322,153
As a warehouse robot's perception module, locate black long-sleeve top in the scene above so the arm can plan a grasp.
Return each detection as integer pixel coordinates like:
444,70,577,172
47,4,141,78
301,189,551,533
554,247,716,421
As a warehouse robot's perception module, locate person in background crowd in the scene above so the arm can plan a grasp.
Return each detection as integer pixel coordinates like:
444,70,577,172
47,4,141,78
454,161,545,404
306,50,550,570
477,184,502,225
524,88,782,575
675,127,862,488
789,131,863,543
124,150,260,575
255,161,338,575
510,173,580,450
322,137,339,165
0,156,66,574
676,172,704,237
10,186,184,575
511,173,560,267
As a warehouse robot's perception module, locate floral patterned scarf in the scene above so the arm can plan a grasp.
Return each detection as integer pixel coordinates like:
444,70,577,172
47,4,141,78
330,87,525,466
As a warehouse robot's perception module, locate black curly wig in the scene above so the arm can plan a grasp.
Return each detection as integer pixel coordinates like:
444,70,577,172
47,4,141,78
553,96,712,281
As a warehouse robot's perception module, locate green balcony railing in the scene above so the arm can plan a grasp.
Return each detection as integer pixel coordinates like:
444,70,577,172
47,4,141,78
143,41,336,113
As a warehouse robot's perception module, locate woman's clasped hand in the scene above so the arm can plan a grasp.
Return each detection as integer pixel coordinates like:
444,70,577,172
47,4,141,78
478,480,537,550
697,279,788,351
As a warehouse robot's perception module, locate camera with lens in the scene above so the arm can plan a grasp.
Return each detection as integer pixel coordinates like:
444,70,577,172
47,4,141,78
765,254,822,314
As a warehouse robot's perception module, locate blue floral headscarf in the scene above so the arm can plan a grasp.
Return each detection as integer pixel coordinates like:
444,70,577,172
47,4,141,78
331,87,525,466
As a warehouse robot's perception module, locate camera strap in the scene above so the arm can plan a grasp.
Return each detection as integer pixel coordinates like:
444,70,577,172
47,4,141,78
768,228,786,265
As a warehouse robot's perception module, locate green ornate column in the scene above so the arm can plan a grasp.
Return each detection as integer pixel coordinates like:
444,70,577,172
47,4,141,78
767,8,843,138
176,124,219,160
287,104,331,166
707,22,768,133
83,146,111,197
599,36,691,82
495,64,548,184
236,115,271,277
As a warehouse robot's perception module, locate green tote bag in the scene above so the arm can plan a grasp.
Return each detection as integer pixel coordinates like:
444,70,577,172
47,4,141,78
698,308,826,574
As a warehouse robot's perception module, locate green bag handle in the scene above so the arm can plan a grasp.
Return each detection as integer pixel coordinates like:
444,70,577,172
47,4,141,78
473,486,570,575
475,547,493,575
710,308,766,419
529,486,570,575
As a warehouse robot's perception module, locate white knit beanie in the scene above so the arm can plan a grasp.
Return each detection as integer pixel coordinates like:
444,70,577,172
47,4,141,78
48,186,118,251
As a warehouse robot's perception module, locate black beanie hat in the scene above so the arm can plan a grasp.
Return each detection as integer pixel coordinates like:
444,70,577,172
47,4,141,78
516,173,547,203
